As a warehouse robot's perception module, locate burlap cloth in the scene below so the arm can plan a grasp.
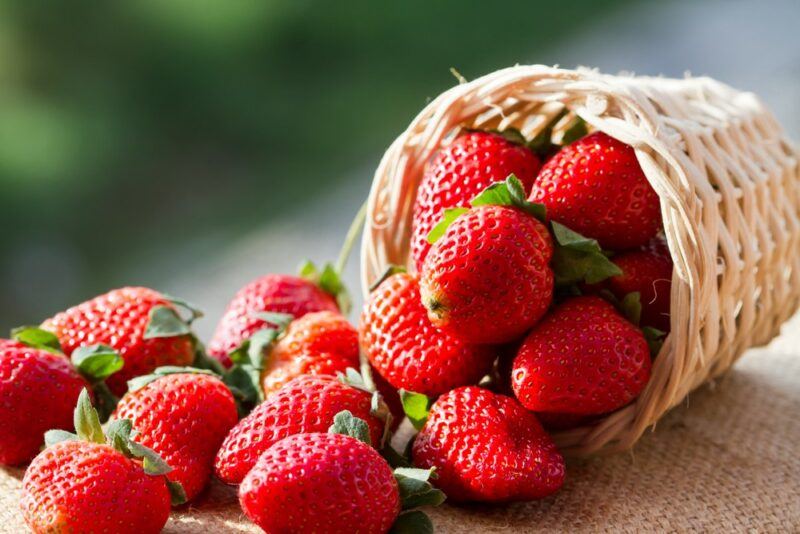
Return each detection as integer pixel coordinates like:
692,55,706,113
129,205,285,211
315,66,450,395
2,313,798,533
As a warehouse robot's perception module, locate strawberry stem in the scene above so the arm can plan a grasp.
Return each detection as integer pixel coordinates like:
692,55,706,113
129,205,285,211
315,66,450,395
335,200,368,275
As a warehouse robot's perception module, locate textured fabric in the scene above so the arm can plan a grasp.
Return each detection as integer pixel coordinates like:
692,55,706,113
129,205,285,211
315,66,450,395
1,316,798,532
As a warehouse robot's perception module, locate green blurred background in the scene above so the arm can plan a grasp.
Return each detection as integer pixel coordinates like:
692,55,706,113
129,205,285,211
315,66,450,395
1,0,797,334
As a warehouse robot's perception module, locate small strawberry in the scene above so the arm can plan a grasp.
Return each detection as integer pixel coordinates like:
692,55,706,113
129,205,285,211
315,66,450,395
20,390,181,534
411,130,541,270
411,386,565,502
208,274,340,367
113,369,239,501
259,311,359,397
0,339,87,466
512,296,651,415
240,411,443,534
530,131,661,250
214,374,387,485
360,272,495,396
42,287,198,396
420,201,554,345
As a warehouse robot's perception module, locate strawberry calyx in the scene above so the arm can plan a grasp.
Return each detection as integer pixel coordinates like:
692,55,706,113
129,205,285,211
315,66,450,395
595,290,666,357
299,260,351,314
126,365,219,392
550,221,623,287
11,325,62,354
369,265,407,292
390,467,445,533
43,389,187,506
399,390,432,431
338,366,395,448
328,410,373,446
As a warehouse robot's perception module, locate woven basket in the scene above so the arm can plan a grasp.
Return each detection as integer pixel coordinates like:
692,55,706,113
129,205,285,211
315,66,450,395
360,65,800,455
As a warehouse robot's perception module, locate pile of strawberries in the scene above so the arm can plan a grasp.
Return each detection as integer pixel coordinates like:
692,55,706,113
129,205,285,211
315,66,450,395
0,119,673,534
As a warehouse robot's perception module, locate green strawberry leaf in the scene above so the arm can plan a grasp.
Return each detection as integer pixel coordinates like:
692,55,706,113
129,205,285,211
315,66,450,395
389,510,435,534
91,382,120,423
11,326,62,354
328,410,372,446
144,306,192,340
71,344,123,384
74,389,105,444
222,364,262,416
551,221,622,286
161,293,204,324
167,480,188,506
256,312,295,330
127,366,217,392
299,260,351,315
106,418,134,455
190,340,226,375
470,174,546,221
394,467,446,509
44,429,79,447
369,265,408,292
127,439,173,476
643,326,666,357
620,292,642,326
400,390,432,431
337,367,373,393
426,207,468,245
558,116,588,146
381,444,412,469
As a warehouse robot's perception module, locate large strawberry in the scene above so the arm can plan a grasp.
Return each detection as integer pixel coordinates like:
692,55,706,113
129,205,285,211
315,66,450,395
530,131,661,250
512,296,651,415
420,203,554,345
259,311,359,397
0,339,87,466
360,271,495,396
20,390,180,534
214,374,387,485
411,386,565,502
208,274,340,367
42,287,197,396
113,369,238,501
411,130,541,270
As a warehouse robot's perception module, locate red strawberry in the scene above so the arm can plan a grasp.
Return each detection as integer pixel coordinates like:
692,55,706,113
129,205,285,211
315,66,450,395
113,370,239,501
20,390,176,534
360,272,495,396
411,131,541,270
412,386,565,502
512,296,651,415
208,274,339,367
420,205,554,345
601,236,672,332
0,340,87,465
240,432,400,534
260,311,359,397
42,287,196,395
530,131,661,250
214,374,386,484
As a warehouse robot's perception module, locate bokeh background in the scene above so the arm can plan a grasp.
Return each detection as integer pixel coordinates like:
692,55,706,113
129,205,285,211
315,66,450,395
1,0,797,338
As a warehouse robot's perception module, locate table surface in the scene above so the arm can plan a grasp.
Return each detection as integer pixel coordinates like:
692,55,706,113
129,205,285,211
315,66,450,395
2,312,799,533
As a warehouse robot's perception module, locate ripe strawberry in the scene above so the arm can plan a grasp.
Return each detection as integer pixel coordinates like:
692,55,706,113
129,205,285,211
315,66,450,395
20,390,177,534
411,131,541,270
42,287,196,395
601,235,672,332
240,432,400,534
0,340,87,465
260,311,359,397
214,374,386,484
113,370,239,501
512,296,651,415
420,205,554,345
412,386,565,502
360,272,495,396
530,131,661,250
208,274,339,367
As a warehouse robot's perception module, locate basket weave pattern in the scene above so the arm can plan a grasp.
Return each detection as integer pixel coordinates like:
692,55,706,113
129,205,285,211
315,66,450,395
361,65,800,454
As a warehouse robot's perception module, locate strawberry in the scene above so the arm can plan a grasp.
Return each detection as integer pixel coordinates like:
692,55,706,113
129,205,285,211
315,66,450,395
214,374,387,485
240,432,400,534
0,340,87,466
113,369,239,501
360,272,495,396
530,131,661,250
42,287,197,396
259,311,359,397
20,390,180,534
512,296,651,415
411,386,565,502
208,274,339,367
411,131,541,270
420,204,554,345
597,235,673,332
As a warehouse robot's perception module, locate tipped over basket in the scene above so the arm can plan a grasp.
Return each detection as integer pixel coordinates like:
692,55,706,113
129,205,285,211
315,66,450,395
360,65,800,455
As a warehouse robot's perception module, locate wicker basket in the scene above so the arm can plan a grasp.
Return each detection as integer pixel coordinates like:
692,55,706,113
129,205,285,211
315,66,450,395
360,65,800,455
